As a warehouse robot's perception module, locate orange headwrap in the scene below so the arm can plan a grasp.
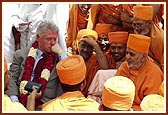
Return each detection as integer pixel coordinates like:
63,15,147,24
95,23,113,34
127,34,151,53
4,57,8,73
133,5,153,20
102,76,135,110
108,31,128,44
56,55,86,85
159,81,164,97
140,94,164,111
77,29,98,41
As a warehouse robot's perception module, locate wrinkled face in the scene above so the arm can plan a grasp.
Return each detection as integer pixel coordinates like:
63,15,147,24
109,43,126,62
78,4,91,14
37,29,58,53
132,18,151,36
97,33,110,51
126,47,147,70
78,40,93,61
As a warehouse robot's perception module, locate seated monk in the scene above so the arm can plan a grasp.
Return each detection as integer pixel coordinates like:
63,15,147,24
115,34,163,110
106,31,129,69
94,23,113,53
76,29,109,97
4,56,28,111
66,4,91,54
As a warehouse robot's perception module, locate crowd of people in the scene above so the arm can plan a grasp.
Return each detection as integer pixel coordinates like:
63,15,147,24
3,3,165,112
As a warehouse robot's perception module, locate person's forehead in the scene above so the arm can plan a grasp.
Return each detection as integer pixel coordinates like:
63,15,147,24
133,18,146,23
110,43,125,47
79,41,93,48
79,40,88,45
127,47,136,53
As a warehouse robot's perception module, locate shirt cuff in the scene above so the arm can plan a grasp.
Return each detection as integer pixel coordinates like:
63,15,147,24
59,53,68,61
10,95,19,102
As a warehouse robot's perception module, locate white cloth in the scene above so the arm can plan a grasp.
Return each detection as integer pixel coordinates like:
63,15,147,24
88,69,117,104
3,3,20,63
19,4,44,48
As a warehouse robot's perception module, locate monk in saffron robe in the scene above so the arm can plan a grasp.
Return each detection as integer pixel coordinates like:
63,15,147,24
132,5,164,71
106,31,128,69
76,29,109,97
94,23,113,53
40,55,99,111
4,56,28,111
87,32,128,103
115,34,163,111
66,4,91,53
159,81,164,97
87,4,135,33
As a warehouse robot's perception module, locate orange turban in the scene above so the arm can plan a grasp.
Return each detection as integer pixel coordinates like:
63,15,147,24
77,29,98,41
159,81,164,97
95,23,113,34
56,55,86,85
102,76,135,110
4,57,8,73
127,34,151,53
140,94,164,111
133,5,153,20
108,31,128,44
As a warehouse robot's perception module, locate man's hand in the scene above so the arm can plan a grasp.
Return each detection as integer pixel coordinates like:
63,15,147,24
26,87,42,111
81,37,98,48
51,44,65,55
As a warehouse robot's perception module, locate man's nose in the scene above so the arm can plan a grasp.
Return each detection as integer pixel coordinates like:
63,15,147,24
114,48,119,52
126,53,131,59
83,47,88,52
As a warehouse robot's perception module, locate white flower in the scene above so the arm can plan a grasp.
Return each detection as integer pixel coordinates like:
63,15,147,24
41,69,50,81
28,47,37,59
19,80,28,94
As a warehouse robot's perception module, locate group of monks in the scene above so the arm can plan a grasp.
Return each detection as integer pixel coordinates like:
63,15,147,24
3,3,165,112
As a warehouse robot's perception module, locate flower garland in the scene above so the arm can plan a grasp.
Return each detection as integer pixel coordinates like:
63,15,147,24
19,41,55,108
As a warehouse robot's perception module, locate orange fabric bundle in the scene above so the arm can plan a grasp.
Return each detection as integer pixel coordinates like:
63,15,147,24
77,29,98,42
133,5,153,20
140,94,164,111
56,55,86,85
95,23,113,34
102,76,135,110
127,34,151,53
4,56,8,73
108,31,128,44
4,94,28,111
159,81,164,97
42,91,99,111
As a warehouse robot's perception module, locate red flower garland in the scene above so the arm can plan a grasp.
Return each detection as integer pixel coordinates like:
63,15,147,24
19,41,55,108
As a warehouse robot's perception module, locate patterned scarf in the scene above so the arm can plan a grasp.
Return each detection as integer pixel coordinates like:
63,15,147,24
19,41,55,108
